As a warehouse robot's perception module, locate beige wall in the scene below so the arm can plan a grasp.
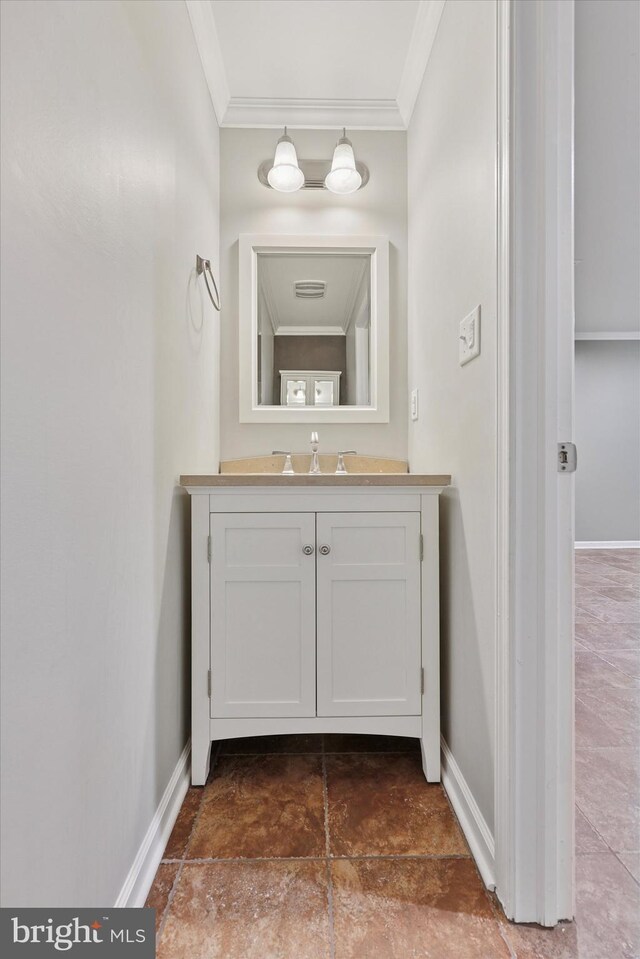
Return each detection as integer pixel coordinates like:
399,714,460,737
575,0,640,541
407,0,497,832
219,128,407,460
575,0,639,336
0,0,220,905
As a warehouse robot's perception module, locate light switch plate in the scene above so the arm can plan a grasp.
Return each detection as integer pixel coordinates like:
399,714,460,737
410,389,419,421
459,306,481,366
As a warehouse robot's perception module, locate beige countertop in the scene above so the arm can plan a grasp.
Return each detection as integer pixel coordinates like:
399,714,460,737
181,454,450,488
180,473,451,487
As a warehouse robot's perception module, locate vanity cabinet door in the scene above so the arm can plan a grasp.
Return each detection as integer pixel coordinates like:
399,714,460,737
209,513,317,718
316,512,422,717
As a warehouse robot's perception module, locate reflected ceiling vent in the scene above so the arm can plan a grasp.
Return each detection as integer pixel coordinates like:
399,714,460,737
294,281,326,299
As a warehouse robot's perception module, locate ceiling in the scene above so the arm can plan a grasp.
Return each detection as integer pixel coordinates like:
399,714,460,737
212,1,418,101
185,0,446,129
258,254,369,335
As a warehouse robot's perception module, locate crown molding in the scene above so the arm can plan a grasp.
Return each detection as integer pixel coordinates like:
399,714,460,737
221,97,405,130
185,0,230,125
275,326,346,337
396,0,446,126
186,0,445,131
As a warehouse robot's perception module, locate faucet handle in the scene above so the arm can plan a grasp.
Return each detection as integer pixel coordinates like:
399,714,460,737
272,451,295,475
336,451,357,475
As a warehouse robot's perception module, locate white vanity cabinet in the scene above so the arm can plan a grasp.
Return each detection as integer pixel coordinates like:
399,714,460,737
182,478,448,787
315,512,422,717
209,512,317,719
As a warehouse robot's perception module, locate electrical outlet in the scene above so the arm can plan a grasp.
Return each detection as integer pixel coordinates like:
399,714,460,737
459,306,481,366
410,389,419,421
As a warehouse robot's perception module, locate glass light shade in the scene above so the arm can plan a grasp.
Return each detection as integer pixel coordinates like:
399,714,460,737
286,379,306,405
267,132,304,192
314,381,334,406
325,134,362,195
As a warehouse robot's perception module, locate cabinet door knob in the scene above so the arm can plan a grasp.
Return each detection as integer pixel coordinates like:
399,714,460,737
302,544,315,555
319,544,331,555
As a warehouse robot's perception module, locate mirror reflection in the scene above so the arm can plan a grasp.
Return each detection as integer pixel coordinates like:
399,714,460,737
256,252,371,407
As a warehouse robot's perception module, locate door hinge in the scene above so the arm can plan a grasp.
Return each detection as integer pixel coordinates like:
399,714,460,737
419,534,424,562
558,442,577,473
207,535,211,563
421,667,425,695
207,669,211,698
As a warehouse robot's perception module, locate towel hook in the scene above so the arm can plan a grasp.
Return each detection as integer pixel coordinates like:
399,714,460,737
196,254,221,311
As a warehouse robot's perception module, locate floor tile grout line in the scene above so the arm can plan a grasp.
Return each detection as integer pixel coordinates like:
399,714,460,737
163,853,474,865
577,581,640,597
156,741,222,942
496,924,518,959
575,801,617,856
154,861,183,943
339,852,473,862
575,690,640,708
591,650,640,680
218,749,418,757
321,741,336,959
575,575,621,587
321,746,330,858
579,609,640,627
577,650,640,658
574,799,640,875
488,896,518,959
576,616,638,627
576,580,640,593
324,860,336,959
577,645,640,652
612,851,640,889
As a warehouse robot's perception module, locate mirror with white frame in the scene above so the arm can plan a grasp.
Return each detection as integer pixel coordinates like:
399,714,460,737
239,235,389,423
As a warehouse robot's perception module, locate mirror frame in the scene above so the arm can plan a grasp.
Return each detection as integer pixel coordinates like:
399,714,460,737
239,233,389,423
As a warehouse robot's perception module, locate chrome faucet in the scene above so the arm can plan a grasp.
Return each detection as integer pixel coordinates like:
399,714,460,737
272,450,295,474
309,432,321,475
336,450,357,474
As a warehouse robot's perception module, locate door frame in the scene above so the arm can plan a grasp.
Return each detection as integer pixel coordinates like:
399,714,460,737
494,0,575,925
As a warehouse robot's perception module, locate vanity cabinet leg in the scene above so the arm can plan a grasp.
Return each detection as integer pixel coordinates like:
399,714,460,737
192,739,212,787
421,732,441,783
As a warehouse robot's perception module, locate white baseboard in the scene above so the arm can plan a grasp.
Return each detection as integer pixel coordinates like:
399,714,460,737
115,739,191,908
575,541,640,550
441,737,496,890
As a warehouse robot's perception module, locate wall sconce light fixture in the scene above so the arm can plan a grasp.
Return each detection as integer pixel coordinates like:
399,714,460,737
266,127,305,193
325,129,362,195
258,128,369,193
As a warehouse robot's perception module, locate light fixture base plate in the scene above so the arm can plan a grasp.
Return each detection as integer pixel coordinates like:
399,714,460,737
258,158,369,191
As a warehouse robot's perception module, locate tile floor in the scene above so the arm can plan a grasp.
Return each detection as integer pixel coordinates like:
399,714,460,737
147,549,639,959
